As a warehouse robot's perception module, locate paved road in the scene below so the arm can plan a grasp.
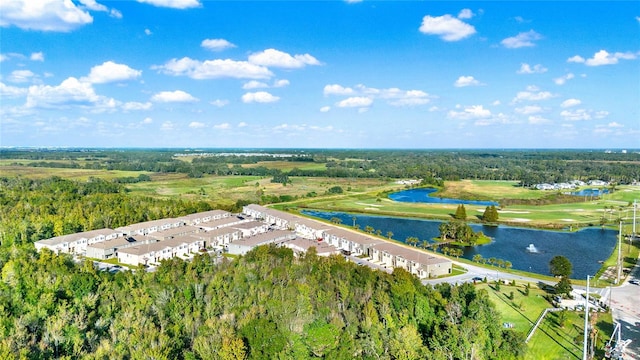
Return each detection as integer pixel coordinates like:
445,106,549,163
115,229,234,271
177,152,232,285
610,270,640,359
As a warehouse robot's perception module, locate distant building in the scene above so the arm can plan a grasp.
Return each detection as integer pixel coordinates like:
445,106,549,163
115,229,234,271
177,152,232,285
34,228,121,255
226,230,296,255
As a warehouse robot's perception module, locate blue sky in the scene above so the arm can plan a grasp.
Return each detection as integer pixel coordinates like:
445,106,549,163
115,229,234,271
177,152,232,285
1,0,639,149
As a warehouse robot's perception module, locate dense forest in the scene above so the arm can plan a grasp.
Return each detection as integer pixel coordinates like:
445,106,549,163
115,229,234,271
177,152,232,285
0,244,525,359
2,148,638,185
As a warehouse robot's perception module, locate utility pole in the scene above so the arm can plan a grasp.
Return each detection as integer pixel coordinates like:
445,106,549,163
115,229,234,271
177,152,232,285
616,221,622,284
583,275,590,360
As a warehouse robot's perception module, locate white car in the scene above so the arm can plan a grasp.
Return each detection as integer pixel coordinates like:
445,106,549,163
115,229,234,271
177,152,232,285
629,279,639,285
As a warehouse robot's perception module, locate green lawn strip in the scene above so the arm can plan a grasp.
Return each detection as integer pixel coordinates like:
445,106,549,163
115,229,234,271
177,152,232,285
594,233,640,285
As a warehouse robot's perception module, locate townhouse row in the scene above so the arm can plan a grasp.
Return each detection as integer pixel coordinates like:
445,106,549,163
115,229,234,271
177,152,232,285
242,204,452,278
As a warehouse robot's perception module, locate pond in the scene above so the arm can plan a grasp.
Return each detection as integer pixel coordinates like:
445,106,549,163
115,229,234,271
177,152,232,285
389,188,498,206
301,210,617,279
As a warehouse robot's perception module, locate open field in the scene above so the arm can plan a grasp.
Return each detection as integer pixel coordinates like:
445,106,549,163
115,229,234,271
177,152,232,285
240,160,327,171
0,165,150,181
476,282,614,360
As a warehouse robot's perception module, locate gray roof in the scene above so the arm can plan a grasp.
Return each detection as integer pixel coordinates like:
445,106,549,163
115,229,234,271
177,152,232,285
373,242,450,265
324,228,382,245
115,218,184,233
177,210,231,222
229,230,295,247
36,228,117,246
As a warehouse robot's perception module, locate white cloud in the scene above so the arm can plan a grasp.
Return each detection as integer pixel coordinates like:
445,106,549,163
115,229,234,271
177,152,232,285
154,57,273,79
491,100,501,106
528,115,550,124
85,61,141,84
585,50,636,66
213,123,230,129
345,0,362,3
419,14,476,41
210,99,229,107
25,77,116,109
336,96,373,108
568,50,637,66
501,30,542,48
145,28,152,35
512,90,553,103
454,75,482,87
237,122,247,127
30,52,44,61
636,16,640,23
515,105,543,115
0,82,28,97
241,91,279,103
188,121,206,128
248,48,321,68
560,98,581,108
123,101,152,111
136,0,201,9
273,79,289,88
517,63,547,74
151,90,199,103
384,89,431,106
8,70,36,83
160,121,174,131
553,73,575,85
447,105,492,120
320,106,331,112
567,55,585,63
560,109,592,121
109,9,122,18
243,80,269,89
324,84,354,96
201,38,236,51
457,9,474,19
0,0,94,31
142,117,153,124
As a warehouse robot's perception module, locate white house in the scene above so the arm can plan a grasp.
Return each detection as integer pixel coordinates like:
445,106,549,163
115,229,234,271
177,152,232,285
177,210,231,226
34,228,120,255
149,225,201,241
115,218,185,236
191,227,242,247
117,235,204,266
226,230,296,255
322,228,382,256
369,242,452,278
85,235,156,260
232,221,270,238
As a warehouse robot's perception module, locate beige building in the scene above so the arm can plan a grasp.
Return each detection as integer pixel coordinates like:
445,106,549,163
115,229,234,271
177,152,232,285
370,242,451,278
34,228,121,255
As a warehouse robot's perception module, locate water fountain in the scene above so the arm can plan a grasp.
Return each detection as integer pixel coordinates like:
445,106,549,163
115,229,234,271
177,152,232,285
526,243,538,253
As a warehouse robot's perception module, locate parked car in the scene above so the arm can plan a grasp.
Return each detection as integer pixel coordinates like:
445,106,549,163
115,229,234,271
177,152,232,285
629,279,639,285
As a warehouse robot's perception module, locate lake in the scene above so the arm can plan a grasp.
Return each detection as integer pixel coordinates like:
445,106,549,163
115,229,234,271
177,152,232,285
389,188,498,206
301,210,617,279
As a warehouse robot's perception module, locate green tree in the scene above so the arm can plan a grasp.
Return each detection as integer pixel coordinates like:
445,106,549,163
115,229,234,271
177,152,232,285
549,255,572,278
482,205,499,223
454,204,467,220
386,231,394,239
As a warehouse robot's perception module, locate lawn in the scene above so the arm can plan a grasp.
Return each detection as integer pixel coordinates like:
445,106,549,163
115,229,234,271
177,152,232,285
0,165,150,181
475,282,614,360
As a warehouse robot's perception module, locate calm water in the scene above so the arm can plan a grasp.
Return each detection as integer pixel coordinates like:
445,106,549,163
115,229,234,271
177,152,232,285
389,188,499,206
302,210,617,279
570,188,609,196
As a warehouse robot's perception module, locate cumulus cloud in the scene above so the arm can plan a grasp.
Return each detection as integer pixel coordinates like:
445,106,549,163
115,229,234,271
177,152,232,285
514,105,543,115
517,63,547,74
123,101,152,111
457,9,474,19
447,105,492,120
188,121,206,128
160,121,174,131
512,90,553,103
145,28,152,35
153,57,273,79
248,48,321,68
210,99,229,107
241,91,279,103
151,90,199,103
142,117,153,124
567,55,585,63
528,115,551,124
136,0,201,9
320,106,331,112
8,70,36,83
324,84,354,96
273,79,290,88
213,123,231,129
567,50,637,66
0,82,28,97
243,80,269,89
237,122,247,127
84,61,141,84
501,30,542,48
419,14,476,41
560,98,581,108
560,109,608,121
553,73,575,85
0,0,94,31
30,52,44,61
336,96,373,108
454,75,482,87
25,77,116,109
201,38,236,51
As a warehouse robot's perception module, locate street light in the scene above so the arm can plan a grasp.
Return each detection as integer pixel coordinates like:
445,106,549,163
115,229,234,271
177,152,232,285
583,275,591,360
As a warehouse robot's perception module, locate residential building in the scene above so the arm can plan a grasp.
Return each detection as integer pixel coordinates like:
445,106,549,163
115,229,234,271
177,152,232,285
226,230,296,255
85,235,156,260
34,228,120,255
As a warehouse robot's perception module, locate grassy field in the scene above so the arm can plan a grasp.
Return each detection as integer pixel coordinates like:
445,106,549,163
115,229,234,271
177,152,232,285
0,165,151,181
240,160,327,171
476,282,614,360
